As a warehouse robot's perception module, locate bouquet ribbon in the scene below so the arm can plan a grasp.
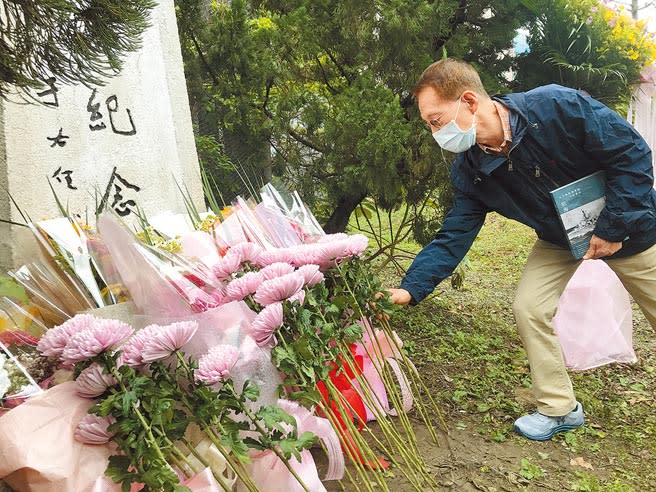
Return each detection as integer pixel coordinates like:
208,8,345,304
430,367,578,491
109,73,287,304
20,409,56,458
316,345,389,469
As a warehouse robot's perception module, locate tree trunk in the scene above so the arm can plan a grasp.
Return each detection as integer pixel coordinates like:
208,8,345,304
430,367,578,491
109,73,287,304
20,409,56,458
323,192,367,233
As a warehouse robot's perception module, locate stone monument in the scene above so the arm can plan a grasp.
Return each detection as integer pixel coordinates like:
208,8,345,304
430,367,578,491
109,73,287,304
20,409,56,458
0,0,204,271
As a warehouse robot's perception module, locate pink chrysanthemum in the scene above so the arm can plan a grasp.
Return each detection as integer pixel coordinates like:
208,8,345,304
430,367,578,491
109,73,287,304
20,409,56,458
76,363,117,398
295,264,324,287
253,272,305,306
287,245,322,268
213,249,243,279
119,325,160,368
230,242,264,264
316,240,349,265
259,262,295,281
251,302,283,346
141,321,199,363
37,314,98,358
255,249,291,267
74,414,117,445
318,233,348,243
287,289,306,306
344,234,369,257
61,319,133,366
223,271,264,302
195,344,240,385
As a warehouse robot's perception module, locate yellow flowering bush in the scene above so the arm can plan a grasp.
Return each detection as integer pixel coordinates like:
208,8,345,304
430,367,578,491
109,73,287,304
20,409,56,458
515,0,656,112
597,4,656,66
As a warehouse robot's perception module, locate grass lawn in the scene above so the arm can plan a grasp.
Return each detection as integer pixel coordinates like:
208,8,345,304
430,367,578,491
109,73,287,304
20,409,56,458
358,212,656,492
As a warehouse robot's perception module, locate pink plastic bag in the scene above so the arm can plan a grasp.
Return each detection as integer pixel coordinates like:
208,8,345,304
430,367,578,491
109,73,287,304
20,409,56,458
553,260,636,371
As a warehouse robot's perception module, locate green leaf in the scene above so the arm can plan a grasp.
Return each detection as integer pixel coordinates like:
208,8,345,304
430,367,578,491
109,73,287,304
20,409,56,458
122,390,138,416
257,406,297,432
242,380,260,402
297,431,319,449
105,455,135,485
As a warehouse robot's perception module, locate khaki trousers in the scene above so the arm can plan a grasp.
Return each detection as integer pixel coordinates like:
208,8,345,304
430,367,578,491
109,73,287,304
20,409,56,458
512,240,656,416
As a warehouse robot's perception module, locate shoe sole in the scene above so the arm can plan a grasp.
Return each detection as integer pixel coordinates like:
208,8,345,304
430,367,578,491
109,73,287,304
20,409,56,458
513,422,584,441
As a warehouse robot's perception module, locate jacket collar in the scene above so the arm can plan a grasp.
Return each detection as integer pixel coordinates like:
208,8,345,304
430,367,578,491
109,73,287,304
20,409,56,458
459,92,531,176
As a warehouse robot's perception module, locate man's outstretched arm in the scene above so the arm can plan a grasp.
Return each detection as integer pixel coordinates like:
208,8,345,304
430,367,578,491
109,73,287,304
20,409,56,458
395,190,489,305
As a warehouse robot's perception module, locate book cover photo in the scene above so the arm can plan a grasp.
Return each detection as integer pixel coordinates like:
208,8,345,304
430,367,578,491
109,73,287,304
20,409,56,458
550,171,606,259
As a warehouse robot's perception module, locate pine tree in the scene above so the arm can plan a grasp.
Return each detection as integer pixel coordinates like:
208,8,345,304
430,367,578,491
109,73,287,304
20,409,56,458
0,0,156,100
177,0,537,233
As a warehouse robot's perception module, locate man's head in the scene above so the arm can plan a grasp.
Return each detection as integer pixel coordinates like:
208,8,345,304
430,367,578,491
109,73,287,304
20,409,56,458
413,58,500,152
413,58,488,101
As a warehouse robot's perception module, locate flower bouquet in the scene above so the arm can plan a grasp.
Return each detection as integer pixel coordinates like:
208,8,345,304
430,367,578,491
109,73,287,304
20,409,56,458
0,182,446,492
0,297,56,413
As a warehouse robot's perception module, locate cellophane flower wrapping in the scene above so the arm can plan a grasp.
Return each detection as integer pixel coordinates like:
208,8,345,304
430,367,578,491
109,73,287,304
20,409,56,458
0,185,415,492
0,298,56,412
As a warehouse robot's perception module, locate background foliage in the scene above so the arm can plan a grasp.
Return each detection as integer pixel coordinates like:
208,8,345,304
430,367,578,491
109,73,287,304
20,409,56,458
514,0,656,112
175,0,535,241
176,0,655,261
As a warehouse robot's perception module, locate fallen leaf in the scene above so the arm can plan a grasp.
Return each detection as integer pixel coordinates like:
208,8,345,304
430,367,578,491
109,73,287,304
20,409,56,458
570,456,594,470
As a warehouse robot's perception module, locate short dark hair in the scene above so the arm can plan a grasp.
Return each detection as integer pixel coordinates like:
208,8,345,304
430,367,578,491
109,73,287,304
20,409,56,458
413,58,488,100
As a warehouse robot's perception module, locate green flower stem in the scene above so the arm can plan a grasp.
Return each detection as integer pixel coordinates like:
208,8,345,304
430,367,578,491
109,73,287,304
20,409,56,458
335,341,435,490
316,400,378,492
358,267,448,437
377,319,447,440
154,428,237,492
276,307,384,491
200,423,261,492
178,437,215,474
314,302,429,486
168,453,194,479
347,331,422,453
167,437,202,475
224,384,313,492
170,353,260,492
319,304,419,472
323,379,390,492
323,379,389,491
107,363,169,466
314,305,417,457
279,298,392,491
338,263,444,444
316,439,361,492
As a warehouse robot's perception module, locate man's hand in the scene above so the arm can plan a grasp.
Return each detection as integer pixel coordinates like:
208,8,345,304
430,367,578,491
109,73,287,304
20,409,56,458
582,234,623,260
387,288,413,306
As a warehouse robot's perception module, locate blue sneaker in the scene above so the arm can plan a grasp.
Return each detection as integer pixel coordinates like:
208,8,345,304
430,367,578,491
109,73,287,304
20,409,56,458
514,402,584,441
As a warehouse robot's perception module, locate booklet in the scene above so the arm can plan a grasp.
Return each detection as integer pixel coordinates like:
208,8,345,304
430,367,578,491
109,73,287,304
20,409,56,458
550,171,606,259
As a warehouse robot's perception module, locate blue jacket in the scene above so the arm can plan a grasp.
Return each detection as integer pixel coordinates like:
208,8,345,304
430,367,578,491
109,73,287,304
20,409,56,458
400,84,656,304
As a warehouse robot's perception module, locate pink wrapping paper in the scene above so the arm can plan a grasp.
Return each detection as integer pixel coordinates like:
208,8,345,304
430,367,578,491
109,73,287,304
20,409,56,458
352,326,414,421
181,231,222,269
182,468,224,492
247,450,325,492
277,399,344,481
0,382,112,492
97,215,191,316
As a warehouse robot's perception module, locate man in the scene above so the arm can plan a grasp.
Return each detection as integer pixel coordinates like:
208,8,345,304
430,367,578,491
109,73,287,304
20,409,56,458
389,58,656,441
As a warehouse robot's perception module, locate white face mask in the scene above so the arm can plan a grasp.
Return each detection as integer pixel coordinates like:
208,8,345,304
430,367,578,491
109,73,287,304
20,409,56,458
432,97,476,153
